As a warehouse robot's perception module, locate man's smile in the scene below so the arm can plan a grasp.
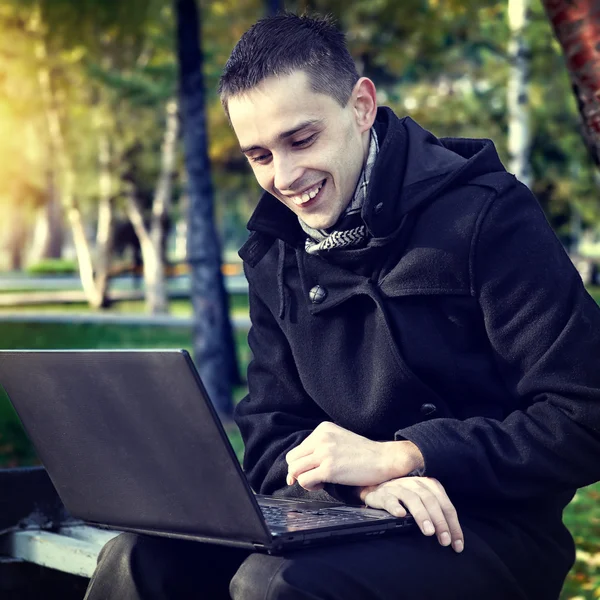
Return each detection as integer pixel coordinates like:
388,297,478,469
289,179,326,208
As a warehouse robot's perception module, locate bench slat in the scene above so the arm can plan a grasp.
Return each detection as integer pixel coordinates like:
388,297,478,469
6,528,119,578
58,525,120,547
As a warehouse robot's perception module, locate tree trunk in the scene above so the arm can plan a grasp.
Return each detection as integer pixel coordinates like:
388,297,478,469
507,0,532,188
31,4,107,309
147,98,179,314
44,168,64,259
175,0,239,419
122,99,179,315
6,206,27,271
542,0,600,166
27,121,64,263
29,170,64,262
124,183,168,314
94,129,114,305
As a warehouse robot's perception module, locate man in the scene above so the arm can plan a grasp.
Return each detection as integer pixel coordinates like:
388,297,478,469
85,13,600,600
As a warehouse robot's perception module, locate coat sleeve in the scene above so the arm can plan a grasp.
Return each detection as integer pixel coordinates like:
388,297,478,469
235,267,357,503
395,182,600,500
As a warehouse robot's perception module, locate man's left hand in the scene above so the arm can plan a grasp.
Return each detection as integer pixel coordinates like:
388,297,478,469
285,422,424,491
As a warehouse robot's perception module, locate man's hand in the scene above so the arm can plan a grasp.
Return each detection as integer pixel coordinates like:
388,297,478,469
285,421,424,490
360,476,464,553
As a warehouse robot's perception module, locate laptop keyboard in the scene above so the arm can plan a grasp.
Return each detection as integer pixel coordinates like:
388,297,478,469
260,504,379,530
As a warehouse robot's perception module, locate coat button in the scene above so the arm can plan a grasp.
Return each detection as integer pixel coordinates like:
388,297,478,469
309,285,327,304
374,202,384,215
420,403,437,417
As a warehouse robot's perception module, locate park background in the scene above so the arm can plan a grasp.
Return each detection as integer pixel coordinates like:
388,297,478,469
0,0,599,597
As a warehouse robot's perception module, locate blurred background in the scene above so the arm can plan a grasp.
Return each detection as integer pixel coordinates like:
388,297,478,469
0,0,599,597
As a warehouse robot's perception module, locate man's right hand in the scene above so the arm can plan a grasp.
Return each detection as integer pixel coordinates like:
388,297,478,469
359,476,464,553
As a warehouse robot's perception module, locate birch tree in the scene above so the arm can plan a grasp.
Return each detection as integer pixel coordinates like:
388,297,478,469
28,125,64,264
13,0,173,310
124,98,179,314
29,5,113,308
507,0,532,188
85,8,180,314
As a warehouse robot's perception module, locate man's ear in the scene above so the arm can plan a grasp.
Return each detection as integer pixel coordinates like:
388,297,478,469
352,77,377,133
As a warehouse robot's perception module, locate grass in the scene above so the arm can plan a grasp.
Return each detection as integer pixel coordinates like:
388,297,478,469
562,483,600,599
0,320,251,467
0,295,250,317
25,258,78,275
1,288,600,597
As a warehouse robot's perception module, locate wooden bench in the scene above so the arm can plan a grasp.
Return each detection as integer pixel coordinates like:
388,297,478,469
4,524,119,578
0,467,119,597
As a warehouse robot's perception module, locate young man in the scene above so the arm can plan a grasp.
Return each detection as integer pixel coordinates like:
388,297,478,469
84,13,600,600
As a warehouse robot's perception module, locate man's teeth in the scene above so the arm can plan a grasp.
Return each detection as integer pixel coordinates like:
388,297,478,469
293,181,324,205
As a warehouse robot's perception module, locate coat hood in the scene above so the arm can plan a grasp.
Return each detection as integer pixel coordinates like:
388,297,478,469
245,107,508,245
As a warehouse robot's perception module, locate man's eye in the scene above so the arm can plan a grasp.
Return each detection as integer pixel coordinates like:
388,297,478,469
250,154,271,164
293,134,316,148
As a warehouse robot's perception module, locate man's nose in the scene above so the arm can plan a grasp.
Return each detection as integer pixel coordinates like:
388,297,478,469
273,154,303,193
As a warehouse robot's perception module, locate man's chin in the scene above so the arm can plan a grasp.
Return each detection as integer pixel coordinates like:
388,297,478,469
300,212,341,230
303,219,335,230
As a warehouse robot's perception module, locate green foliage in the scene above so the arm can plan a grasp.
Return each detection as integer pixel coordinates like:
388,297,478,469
561,482,600,599
196,0,600,239
2,0,598,255
588,287,600,305
25,258,78,275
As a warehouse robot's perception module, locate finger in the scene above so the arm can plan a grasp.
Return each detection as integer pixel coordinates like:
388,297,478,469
362,489,385,510
409,481,453,545
419,480,464,553
381,493,408,519
387,488,435,537
286,437,317,465
296,465,329,491
287,453,320,481
363,490,407,518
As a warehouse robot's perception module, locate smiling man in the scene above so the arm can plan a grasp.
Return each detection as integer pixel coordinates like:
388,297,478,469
84,12,600,600
230,70,371,232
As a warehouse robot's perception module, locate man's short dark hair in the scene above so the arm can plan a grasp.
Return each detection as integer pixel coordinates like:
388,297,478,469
218,13,360,115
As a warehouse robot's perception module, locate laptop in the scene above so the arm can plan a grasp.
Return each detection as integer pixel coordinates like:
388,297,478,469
0,349,413,553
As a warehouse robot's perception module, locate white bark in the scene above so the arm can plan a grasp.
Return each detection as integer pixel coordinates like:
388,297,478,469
124,98,179,315
93,128,114,302
125,185,167,314
31,4,105,308
507,0,532,188
151,99,178,253
26,119,64,264
29,207,48,265
67,206,105,308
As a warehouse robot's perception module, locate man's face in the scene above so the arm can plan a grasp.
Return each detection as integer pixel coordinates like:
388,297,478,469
228,71,371,230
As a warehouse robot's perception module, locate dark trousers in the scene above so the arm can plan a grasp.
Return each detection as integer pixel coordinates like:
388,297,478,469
82,516,571,600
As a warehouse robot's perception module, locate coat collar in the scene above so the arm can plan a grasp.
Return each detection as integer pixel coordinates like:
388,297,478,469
245,107,506,246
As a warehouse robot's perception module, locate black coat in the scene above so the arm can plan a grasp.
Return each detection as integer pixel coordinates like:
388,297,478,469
236,107,600,583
